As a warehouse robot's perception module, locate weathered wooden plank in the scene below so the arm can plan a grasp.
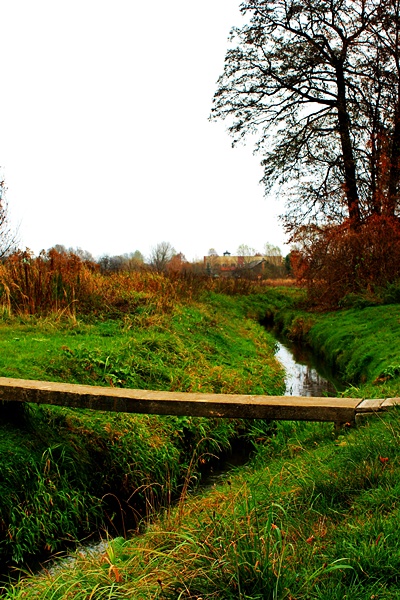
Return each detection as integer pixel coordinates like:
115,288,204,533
381,398,400,409
0,377,360,422
355,399,385,412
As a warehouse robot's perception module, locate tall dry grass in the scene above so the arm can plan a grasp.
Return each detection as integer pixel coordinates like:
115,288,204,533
0,249,281,317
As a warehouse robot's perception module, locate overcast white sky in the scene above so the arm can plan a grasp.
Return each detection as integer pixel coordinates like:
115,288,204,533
0,1,289,261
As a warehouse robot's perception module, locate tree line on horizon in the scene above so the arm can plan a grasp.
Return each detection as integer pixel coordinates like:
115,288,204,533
48,241,288,276
0,177,290,281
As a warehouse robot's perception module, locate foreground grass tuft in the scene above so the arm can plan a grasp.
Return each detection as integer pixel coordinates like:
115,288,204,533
5,410,400,599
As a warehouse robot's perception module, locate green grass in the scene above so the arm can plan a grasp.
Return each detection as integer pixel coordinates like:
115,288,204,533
303,305,400,398
0,296,284,395
5,411,400,599
0,292,285,569
4,287,400,597
268,294,400,399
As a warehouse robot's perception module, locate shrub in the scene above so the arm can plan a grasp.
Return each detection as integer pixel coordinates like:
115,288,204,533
292,216,400,309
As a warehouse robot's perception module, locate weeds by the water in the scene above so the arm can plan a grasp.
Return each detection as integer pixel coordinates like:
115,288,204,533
6,409,400,599
0,290,285,569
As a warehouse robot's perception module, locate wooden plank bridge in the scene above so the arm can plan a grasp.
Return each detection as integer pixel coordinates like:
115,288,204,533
0,377,397,427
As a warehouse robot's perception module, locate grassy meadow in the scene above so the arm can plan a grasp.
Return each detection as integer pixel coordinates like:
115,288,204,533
0,256,287,574
7,410,400,600
1,252,400,597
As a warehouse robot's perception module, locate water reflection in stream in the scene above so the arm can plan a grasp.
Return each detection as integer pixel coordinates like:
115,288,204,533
275,340,340,397
38,337,342,577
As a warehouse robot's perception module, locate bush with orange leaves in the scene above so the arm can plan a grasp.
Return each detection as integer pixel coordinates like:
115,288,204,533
291,216,400,309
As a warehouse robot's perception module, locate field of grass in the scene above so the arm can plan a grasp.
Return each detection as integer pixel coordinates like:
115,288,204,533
5,410,400,599
0,289,285,570
2,263,400,598
0,297,283,394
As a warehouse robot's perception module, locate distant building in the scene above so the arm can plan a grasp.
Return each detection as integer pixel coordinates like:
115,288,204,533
204,254,284,278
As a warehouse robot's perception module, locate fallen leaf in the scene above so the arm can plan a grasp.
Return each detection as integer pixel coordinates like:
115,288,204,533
306,535,315,544
109,565,123,582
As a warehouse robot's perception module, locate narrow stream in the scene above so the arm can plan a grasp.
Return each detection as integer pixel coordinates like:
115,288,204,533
33,335,343,579
274,338,343,397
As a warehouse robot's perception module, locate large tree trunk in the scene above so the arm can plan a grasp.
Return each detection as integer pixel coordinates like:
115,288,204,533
386,85,400,216
336,62,362,227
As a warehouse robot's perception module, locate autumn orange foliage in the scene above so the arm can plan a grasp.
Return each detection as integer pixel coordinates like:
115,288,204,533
0,249,270,316
291,216,400,308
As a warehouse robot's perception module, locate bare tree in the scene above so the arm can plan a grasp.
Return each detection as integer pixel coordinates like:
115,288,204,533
0,176,18,259
211,0,400,234
263,243,281,257
205,249,219,275
69,247,95,262
236,243,257,257
149,241,176,272
51,244,68,254
236,243,258,267
98,250,145,273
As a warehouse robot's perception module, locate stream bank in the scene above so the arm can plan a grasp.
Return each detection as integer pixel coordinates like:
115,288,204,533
33,328,346,579
274,337,344,397
0,293,286,576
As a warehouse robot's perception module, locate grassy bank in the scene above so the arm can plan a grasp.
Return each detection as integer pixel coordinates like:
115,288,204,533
269,295,400,399
0,290,284,569
0,294,283,394
3,280,400,597
6,410,400,599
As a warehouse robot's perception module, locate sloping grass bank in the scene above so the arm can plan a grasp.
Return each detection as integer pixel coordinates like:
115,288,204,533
0,292,285,570
6,410,400,599
269,295,400,399
305,305,400,399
